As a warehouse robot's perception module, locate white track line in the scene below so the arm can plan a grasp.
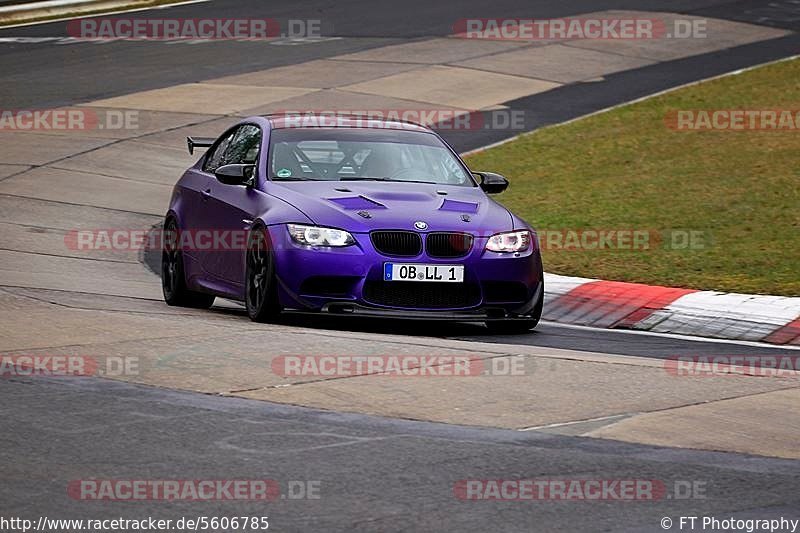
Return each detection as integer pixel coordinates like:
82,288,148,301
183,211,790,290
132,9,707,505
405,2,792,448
541,321,800,351
518,413,634,432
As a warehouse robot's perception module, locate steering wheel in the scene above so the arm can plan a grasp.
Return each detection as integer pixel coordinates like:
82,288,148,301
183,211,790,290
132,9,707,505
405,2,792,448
388,168,425,181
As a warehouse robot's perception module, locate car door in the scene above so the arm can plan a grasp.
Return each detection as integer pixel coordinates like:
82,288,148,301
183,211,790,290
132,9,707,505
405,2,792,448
179,127,235,272
201,123,264,290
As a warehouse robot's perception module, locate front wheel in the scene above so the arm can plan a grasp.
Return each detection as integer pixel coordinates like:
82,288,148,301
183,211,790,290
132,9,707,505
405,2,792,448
245,226,282,322
162,217,215,309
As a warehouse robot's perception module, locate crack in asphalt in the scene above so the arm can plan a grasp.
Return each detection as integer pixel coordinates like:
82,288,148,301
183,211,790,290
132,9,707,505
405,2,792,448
517,384,800,433
0,247,140,264
0,192,163,216
0,112,228,184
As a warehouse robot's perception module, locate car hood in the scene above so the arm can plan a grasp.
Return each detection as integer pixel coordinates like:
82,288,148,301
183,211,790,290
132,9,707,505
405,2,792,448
268,181,513,234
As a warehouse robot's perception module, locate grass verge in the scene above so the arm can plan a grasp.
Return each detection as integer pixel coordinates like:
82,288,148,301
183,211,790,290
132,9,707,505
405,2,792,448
465,57,800,296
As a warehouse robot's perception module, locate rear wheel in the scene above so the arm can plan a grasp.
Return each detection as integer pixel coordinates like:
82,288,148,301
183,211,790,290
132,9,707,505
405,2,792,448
485,283,544,334
161,217,215,309
245,226,282,322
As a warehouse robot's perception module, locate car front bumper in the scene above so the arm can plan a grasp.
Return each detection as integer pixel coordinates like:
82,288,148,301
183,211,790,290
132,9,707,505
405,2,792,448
267,224,543,318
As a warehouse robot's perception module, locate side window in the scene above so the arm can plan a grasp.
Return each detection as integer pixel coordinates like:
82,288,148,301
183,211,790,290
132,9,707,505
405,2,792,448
203,129,236,173
225,125,262,165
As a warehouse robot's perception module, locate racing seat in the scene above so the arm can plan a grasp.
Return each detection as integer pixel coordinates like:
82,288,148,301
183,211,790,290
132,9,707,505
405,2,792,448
359,145,402,179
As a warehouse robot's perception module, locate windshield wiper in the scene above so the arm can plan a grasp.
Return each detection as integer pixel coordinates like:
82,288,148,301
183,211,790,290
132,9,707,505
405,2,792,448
271,176,315,181
340,177,438,184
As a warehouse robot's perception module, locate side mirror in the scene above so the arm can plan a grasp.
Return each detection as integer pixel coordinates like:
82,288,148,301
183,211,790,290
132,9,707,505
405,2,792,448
215,164,255,187
474,172,509,194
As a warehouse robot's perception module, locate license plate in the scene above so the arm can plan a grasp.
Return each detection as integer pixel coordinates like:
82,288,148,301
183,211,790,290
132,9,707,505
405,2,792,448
384,263,464,283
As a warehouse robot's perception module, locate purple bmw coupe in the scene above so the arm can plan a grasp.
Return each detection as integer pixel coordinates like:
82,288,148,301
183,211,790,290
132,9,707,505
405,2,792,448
162,115,543,333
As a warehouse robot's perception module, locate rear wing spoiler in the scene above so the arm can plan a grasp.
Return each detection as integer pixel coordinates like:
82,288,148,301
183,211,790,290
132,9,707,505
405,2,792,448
187,136,215,155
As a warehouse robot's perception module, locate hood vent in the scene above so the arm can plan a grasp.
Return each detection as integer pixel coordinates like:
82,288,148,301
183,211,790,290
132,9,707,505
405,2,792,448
439,199,478,213
328,195,386,210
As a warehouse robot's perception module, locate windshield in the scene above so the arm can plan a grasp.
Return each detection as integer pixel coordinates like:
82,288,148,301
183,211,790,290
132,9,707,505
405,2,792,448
268,128,474,186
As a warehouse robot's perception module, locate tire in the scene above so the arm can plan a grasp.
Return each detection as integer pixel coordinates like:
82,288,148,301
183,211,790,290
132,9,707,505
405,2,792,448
245,226,282,322
485,282,544,334
161,217,215,309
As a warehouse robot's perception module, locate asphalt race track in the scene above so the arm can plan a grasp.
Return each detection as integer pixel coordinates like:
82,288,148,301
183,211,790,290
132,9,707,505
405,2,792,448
1,1,800,531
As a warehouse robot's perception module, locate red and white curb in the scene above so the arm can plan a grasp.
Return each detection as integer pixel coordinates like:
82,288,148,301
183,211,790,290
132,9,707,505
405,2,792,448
543,273,800,345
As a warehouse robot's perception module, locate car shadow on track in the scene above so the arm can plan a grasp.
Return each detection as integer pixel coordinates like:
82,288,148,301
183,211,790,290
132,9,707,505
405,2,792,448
209,299,521,339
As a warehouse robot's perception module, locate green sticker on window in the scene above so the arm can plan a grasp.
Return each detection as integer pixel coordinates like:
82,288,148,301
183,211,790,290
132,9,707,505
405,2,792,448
276,168,292,178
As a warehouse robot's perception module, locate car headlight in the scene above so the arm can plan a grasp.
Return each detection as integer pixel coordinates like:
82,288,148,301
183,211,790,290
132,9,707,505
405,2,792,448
486,230,532,253
287,224,355,247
